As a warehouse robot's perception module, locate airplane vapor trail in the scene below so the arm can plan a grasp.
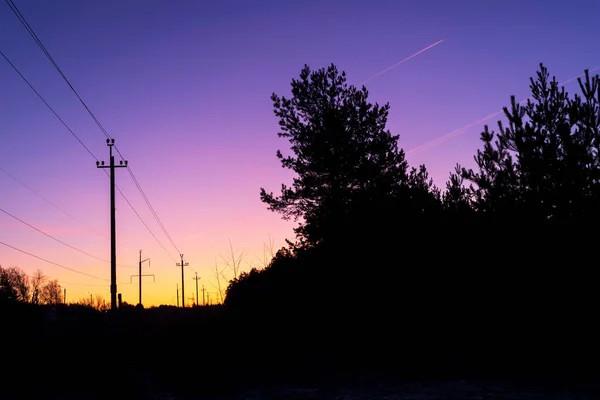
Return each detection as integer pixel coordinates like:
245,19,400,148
359,39,446,85
406,65,600,157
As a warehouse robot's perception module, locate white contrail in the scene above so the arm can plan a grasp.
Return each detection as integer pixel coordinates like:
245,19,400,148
406,65,600,157
359,39,446,85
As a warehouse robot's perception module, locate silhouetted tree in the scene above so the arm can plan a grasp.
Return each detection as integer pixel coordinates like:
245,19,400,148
260,64,434,246
76,294,109,310
226,63,600,385
458,64,600,222
30,269,46,304
40,279,62,305
94,294,108,311
0,265,29,302
224,246,298,311
406,164,442,216
210,260,227,303
220,239,246,280
442,165,474,218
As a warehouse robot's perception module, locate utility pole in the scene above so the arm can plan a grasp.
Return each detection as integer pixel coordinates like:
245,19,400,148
96,138,127,311
202,285,205,306
176,254,189,308
192,272,201,306
63,287,67,304
176,284,179,307
130,249,154,307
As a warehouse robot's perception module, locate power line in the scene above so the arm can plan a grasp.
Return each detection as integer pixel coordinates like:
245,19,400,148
0,50,98,161
0,206,135,268
0,165,137,268
1,206,107,263
5,0,184,260
0,165,109,240
1,46,176,263
127,168,181,254
4,0,111,140
25,274,108,287
114,183,177,262
0,167,141,269
0,239,108,281
58,281,108,287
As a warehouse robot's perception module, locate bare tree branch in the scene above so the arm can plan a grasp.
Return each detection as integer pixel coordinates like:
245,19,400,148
40,279,62,305
219,238,246,280
95,295,108,311
210,260,228,303
252,235,277,269
0,266,30,302
30,269,46,304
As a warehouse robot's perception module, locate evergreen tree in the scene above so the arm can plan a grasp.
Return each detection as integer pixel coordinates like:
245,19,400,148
260,64,416,245
459,64,600,222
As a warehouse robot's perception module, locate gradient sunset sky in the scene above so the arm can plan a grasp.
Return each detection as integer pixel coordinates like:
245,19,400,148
1,0,598,307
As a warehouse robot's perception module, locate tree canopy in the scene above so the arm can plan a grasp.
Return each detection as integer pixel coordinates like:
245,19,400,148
260,64,437,246
457,63,600,223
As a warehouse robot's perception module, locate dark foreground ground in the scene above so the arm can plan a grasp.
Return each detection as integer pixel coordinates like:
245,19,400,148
3,288,600,400
20,375,600,400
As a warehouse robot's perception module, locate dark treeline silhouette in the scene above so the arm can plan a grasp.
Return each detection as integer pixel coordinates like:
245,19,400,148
0,265,62,304
224,63,600,385
2,63,600,399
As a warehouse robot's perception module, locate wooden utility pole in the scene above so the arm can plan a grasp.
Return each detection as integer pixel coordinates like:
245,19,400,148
202,285,205,306
176,254,189,308
130,249,154,307
63,287,66,304
192,272,201,306
176,284,179,307
96,138,127,311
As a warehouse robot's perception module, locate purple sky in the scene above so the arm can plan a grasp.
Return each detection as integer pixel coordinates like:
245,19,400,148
1,0,598,306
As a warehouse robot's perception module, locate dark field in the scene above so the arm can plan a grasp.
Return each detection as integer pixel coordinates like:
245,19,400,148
3,301,599,400
28,377,600,400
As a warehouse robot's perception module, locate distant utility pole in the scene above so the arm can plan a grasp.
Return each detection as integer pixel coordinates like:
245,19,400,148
176,284,179,307
130,249,154,307
192,272,201,306
176,254,189,308
96,138,127,311
63,287,67,304
202,285,205,306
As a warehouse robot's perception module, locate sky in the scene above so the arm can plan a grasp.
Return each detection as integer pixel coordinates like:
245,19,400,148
1,0,599,307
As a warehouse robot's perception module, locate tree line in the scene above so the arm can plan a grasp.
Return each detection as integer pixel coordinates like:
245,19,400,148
0,265,111,310
0,265,62,305
228,62,600,303
220,63,600,383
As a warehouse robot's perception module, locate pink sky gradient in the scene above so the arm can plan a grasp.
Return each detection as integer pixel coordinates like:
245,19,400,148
1,0,599,306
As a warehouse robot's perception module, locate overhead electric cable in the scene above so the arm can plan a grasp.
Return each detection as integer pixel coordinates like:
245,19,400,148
0,48,176,263
5,0,184,260
0,240,108,281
